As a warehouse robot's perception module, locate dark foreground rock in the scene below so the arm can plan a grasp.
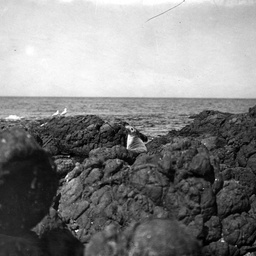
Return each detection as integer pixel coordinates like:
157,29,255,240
85,219,202,256
0,128,58,236
2,106,256,255
0,128,84,255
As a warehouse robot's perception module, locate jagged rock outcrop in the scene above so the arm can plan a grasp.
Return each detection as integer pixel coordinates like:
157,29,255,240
0,115,141,177
2,105,256,255
173,108,256,171
36,135,245,255
1,115,128,158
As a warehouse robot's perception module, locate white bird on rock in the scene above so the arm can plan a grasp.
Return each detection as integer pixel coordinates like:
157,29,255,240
125,125,148,154
52,110,59,117
60,108,67,116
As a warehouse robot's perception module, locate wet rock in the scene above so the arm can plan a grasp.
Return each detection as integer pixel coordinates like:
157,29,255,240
0,128,58,236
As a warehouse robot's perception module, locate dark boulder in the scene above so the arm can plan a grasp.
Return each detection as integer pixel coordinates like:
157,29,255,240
222,212,256,248
28,115,128,158
0,115,130,160
203,241,239,256
249,105,256,118
216,180,250,220
0,128,58,236
0,233,42,256
85,219,202,256
222,167,256,196
0,128,85,255
40,228,84,256
166,106,256,170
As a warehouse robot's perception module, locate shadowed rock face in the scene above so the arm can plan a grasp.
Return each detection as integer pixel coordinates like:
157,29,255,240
0,115,137,177
29,115,128,157
0,233,42,256
0,128,58,236
0,128,84,256
0,115,128,158
40,228,84,256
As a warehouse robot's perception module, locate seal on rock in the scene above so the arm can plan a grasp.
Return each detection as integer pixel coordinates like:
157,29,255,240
125,125,147,154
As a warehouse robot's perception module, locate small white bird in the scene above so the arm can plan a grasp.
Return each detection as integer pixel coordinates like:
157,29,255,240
60,108,67,116
52,110,59,117
125,125,148,154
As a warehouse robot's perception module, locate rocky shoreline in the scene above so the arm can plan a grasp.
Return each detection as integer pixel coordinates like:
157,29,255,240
1,106,256,255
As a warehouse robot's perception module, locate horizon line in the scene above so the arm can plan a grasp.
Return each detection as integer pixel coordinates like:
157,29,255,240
0,95,256,100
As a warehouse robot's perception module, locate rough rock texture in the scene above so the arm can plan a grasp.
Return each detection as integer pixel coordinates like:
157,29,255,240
0,115,129,158
2,106,256,255
85,219,202,256
0,115,140,178
0,128,84,255
32,116,127,157
35,137,216,254
172,108,256,170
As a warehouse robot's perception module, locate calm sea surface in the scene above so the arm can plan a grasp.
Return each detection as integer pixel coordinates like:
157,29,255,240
0,97,256,137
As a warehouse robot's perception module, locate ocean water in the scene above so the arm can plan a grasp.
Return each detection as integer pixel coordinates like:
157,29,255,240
0,97,256,137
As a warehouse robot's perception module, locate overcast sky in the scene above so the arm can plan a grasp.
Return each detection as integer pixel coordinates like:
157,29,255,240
0,0,256,98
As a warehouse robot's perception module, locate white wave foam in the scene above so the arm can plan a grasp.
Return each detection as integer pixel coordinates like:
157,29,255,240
5,115,23,121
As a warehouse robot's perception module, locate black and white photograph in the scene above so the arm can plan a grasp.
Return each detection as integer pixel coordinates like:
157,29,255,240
1,0,256,255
